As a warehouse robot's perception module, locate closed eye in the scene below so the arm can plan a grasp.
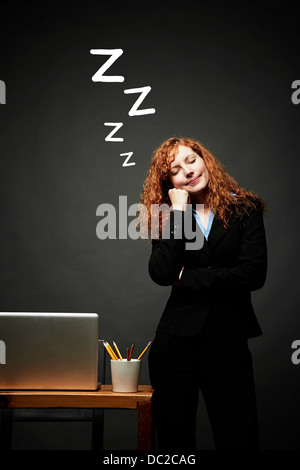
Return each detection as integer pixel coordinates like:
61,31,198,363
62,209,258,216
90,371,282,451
170,159,196,175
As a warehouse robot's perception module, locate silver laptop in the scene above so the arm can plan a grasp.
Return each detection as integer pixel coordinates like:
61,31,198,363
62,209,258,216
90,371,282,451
0,312,100,390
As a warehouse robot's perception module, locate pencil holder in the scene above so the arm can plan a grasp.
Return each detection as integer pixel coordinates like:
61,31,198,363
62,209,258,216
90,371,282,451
111,359,141,392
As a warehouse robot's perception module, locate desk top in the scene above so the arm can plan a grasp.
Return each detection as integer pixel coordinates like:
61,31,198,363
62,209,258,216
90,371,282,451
0,385,153,409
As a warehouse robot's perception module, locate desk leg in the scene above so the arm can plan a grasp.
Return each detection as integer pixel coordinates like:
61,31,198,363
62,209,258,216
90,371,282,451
137,401,152,450
92,409,104,451
0,409,13,450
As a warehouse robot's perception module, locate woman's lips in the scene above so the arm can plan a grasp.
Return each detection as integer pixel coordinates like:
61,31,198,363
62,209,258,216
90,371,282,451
188,176,201,185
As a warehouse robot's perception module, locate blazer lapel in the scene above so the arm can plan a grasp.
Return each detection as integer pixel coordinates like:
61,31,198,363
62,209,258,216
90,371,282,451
207,217,228,249
207,212,240,251
186,208,240,254
208,207,240,250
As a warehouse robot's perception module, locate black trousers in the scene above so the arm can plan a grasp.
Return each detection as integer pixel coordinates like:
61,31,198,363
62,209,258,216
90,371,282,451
148,328,260,450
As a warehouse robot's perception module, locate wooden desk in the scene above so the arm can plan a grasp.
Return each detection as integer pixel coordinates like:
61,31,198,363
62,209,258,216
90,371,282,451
0,385,153,450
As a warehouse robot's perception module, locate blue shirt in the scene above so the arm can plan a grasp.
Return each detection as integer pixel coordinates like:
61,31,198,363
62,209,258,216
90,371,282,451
192,194,236,239
192,208,214,240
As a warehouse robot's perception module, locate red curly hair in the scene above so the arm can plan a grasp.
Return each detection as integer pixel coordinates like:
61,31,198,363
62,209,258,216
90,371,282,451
139,137,267,237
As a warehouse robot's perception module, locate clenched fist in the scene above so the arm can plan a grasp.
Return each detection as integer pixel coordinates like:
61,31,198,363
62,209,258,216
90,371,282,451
168,188,190,211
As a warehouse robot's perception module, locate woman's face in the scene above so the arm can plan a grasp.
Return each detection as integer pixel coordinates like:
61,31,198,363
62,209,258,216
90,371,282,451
169,145,209,197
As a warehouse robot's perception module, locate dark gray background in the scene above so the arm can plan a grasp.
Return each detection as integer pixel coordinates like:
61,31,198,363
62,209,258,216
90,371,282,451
0,0,299,450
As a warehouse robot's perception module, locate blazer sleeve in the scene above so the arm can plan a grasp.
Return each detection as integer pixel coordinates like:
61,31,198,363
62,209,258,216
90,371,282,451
148,210,185,286
179,206,267,292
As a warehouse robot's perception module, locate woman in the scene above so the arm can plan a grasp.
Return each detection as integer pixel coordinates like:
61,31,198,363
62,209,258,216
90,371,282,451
140,137,268,450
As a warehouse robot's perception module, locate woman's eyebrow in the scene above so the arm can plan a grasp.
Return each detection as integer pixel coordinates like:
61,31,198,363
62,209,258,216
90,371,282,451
170,153,196,168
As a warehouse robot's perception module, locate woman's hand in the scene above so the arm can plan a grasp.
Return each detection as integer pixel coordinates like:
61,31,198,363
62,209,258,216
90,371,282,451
168,188,190,211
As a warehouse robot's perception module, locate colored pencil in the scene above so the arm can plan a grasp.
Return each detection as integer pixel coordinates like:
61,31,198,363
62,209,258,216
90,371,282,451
113,341,123,360
106,341,119,360
102,341,115,360
128,343,134,361
137,341,152,360
103,341,118,360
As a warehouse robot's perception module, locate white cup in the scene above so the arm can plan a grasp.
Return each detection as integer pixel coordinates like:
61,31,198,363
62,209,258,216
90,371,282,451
110,359,141,392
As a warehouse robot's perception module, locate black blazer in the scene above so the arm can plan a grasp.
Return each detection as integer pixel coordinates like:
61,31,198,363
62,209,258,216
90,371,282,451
148,203,267,340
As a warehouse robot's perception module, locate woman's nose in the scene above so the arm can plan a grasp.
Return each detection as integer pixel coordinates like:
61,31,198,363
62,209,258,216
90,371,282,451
184,167,194,178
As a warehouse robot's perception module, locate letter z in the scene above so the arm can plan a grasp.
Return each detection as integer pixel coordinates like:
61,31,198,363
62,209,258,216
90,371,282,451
90,49,124,82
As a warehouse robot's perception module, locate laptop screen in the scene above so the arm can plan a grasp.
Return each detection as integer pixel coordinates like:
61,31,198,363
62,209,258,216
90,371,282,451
0,312,100,390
